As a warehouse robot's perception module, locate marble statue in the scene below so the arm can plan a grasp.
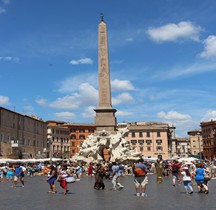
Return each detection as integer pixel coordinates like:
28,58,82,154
71,127,141,163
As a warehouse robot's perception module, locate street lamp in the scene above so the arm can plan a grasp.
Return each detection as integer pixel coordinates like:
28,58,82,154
197,132,202,160
47,135,53,165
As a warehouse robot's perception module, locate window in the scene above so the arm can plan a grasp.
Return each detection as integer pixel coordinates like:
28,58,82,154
131,140,137,145
139,132,143,137
157,132,161,137
79,135,85,140
88,129,94,133
147,147,151,151
146,132,150,137
71,135,76,139
71,142,75,147
79,129,85,133
138,140,144,145
70,129,76,132
146,140,152,145
132,132,136,137
72,149,75,153
156,146,163,151
156,139,162,145
140,147,143,151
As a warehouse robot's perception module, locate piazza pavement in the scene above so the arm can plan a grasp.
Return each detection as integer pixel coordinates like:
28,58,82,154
0,174,215,210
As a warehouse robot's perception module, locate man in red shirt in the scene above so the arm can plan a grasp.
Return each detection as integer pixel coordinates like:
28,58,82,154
171,160,181,186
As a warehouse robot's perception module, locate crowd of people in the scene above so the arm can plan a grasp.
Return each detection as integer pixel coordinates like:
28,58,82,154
154,158,214,195
0,158,215,196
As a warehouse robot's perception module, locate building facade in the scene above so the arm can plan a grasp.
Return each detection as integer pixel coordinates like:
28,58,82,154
0,107,47,158
200,120,216,160
187,129,202,158
66,123,96,157
171,137,190,158
118,122,175,160
47,121,70,159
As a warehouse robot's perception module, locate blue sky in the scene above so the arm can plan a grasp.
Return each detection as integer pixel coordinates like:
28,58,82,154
1,0,216,137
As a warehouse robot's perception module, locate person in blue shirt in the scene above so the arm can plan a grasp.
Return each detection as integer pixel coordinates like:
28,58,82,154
14,164,24,187
111,162,124,190
195,163,209,194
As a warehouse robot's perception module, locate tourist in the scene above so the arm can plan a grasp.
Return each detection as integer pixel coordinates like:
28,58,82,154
6,164,14,186
111,162,124,190
171,160,181,186
58,165,70,195
47,165,58,194
188,162,196,185
119,162,125,177
0,164,4,182
180,166,194,194
94,163,105,190
133,159,148,197
195,163,208,194
163,161,170,177
76,164,83,181
88,163,94,176
14,164,24,187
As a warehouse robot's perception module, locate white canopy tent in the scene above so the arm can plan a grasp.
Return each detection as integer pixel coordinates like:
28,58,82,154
0,158,63,164
178,157,199,162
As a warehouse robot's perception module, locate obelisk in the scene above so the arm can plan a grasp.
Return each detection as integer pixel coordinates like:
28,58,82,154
94,14,117,132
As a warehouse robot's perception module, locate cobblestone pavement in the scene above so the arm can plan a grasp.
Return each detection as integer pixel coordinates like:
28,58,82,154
0,174,215,210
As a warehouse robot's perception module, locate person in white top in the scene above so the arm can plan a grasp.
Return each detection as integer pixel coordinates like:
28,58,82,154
180,167,194,194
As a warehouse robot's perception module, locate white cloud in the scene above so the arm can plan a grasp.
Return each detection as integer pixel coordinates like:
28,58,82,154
69,57,93,65
111,79,135,91
23,105,33,111
116,110,133,117
0,56,19,62
153,62,216,79
2,0,10,5
112,92,133,105
157,111,191,121
157,111,197,136
54,112,76,120
50,83,98,109
82,106,95,118
200,35,216,58
0,96,10,105
147,21,201,42
0,7,6,14
50,95,81,109
35,98,47,106
125,38,133,42
58,74,97,93
201,110,216,122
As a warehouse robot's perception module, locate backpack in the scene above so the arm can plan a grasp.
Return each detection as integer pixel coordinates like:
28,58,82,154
172,164,179,173
134,165,146,177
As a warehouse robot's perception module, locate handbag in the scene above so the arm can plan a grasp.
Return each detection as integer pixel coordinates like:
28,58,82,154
65,176,75,183
204,174,211,181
